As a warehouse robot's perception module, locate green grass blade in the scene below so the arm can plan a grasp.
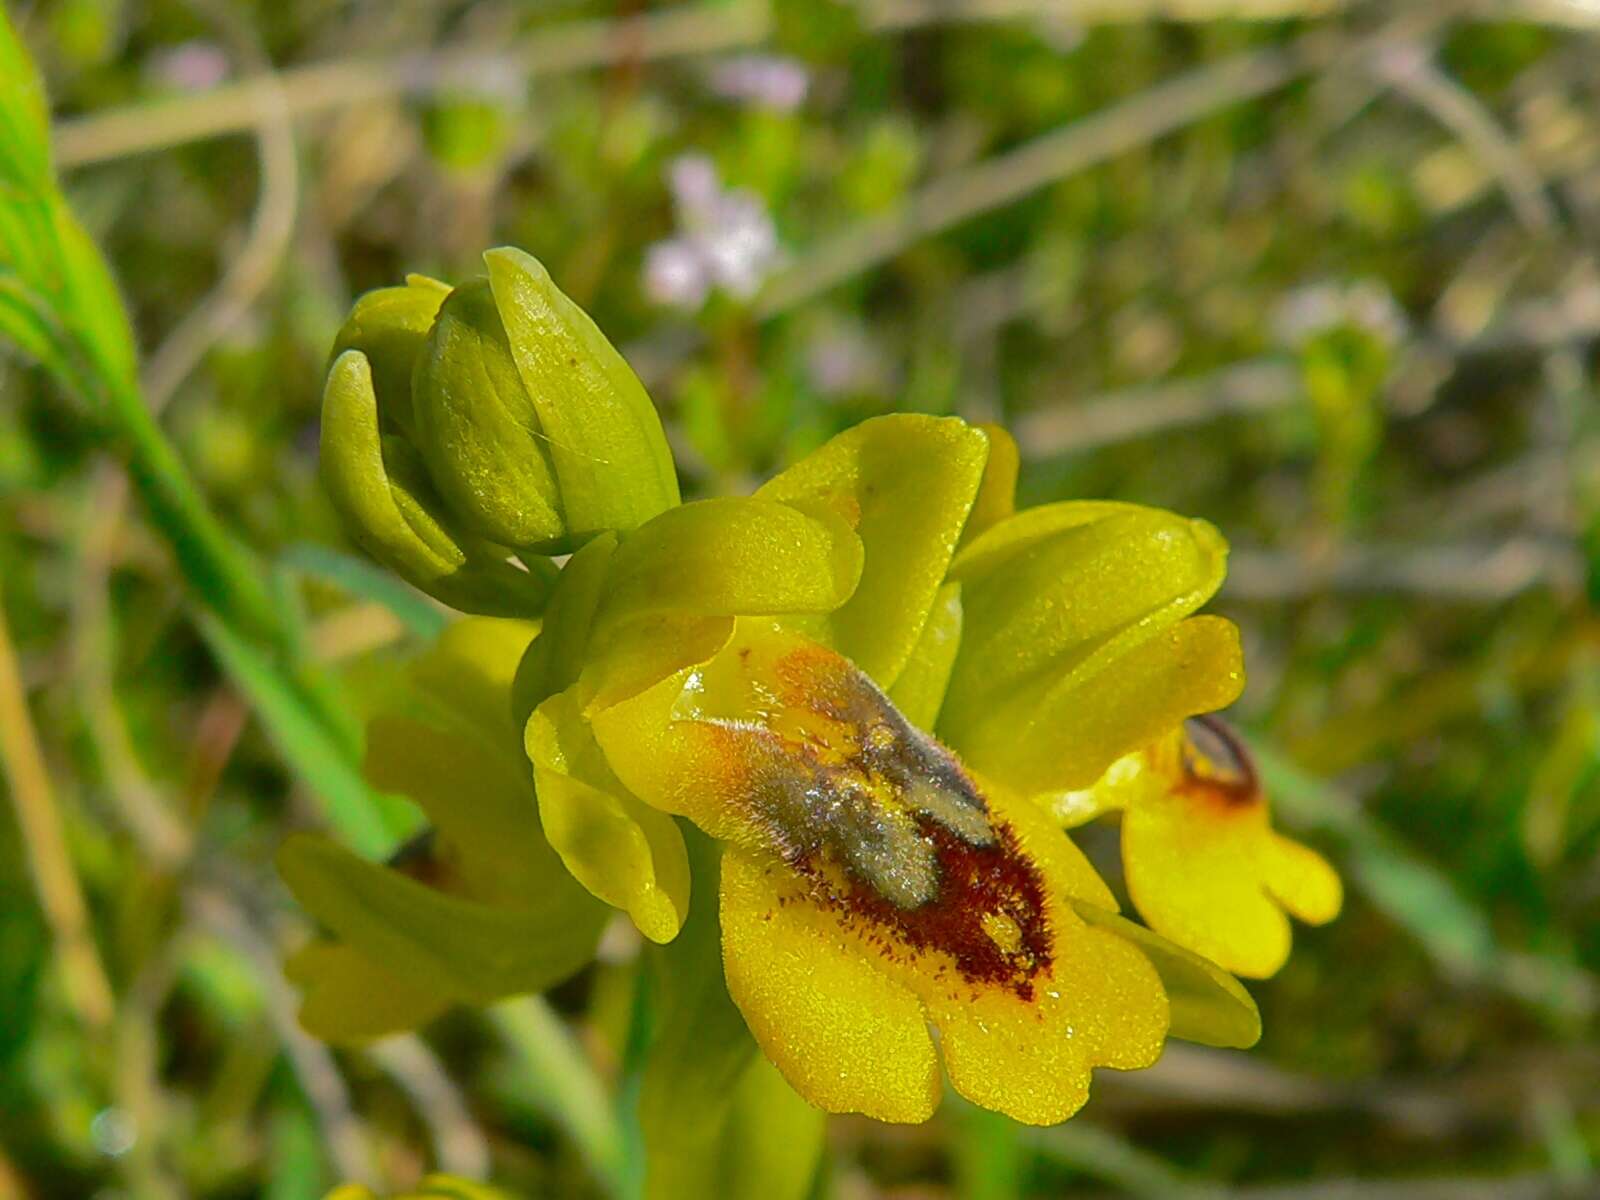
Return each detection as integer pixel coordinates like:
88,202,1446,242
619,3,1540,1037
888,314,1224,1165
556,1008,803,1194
200,615,393,859
283,542,450,639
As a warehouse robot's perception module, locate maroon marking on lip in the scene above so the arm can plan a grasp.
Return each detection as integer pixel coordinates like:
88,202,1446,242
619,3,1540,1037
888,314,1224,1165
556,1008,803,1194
740,639,1056,1000
794,813,1054,1003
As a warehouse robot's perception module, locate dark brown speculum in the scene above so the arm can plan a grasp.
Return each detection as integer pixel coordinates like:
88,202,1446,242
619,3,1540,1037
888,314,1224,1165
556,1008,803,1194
735,642,1055,1001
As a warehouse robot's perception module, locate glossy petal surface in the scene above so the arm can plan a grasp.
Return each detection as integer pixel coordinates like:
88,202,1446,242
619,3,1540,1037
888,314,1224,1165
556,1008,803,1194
887,581,962,730
959,423,1019,547
720,847,940,1123
597,496,863,630
526,689,691,943
597,624,1167,1124
1087,721,1343,978
1067,899,1260,1049
757,414,987,686
942,500,1240,791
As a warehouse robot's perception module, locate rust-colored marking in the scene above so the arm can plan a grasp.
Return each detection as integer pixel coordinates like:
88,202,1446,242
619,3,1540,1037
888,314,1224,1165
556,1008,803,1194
721,640,1054,1000
1177,713,1260,810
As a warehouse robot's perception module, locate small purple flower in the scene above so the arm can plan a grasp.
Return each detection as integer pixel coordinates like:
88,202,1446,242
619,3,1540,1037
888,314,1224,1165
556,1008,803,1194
644,240,711,310
1274,280,1407,348
713,54,812,112
707,55,810,112
805,321,891,397
148,41,230,92
643,155,782,311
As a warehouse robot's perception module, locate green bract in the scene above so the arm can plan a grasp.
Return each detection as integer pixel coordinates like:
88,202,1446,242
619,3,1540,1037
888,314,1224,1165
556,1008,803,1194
320,249,681,616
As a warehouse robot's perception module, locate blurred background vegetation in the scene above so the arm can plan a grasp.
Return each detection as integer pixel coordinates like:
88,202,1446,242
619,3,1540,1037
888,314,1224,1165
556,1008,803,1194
2,0,1599,1196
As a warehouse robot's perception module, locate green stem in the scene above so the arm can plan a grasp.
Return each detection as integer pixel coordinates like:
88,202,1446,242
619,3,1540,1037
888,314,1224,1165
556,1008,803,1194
490,997,626,1197
106,374,284,646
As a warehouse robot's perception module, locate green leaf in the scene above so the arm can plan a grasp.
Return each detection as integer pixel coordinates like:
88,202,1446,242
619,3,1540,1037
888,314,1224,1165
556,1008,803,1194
0,13,137,398
1068,899,1261,1050
268,1105,329,1200
200,615,394,857
490,997,626,1196
277,835,606,1005
283,542,449,639
0,16,51,190
1,10,283,643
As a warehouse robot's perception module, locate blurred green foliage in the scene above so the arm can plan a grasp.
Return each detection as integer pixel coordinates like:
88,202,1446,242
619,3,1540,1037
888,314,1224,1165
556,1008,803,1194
1,0,1598,1197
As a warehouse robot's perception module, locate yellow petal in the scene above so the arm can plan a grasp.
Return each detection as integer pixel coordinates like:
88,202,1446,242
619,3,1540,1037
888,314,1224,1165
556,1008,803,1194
1259,829,1343,927
1066,900,1260,1050
887,582,963,731
720,848,940,1124
918,785,1166,1126
581,613,735,710
513,532,618,724
599,625,1165,1124
959,423,1019,548
526,690,691,943
757,414,988,686
953,614,1244,796
942,501,1239,791
1117,719,1342,979
587,649,763,849
597,497,863,630
1123,790,1294,979
284,940,452,1044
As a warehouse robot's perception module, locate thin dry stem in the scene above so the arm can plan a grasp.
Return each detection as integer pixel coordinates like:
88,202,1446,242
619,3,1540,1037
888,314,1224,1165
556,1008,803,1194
0,596,116,1033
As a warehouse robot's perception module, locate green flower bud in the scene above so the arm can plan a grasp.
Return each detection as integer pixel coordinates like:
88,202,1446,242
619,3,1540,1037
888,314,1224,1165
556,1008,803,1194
329,274,450,442
321,350,554,616
412,277,566,549
481,246,680,546
321,247,683,613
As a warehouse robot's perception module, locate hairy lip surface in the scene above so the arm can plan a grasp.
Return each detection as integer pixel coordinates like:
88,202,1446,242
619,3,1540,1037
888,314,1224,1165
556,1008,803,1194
719,641,1056,1000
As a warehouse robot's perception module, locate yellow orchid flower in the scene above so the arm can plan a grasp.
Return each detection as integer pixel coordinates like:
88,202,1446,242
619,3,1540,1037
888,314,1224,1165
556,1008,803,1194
525,415,1260,1126
288,253,1332,1174
1049,715,1344,979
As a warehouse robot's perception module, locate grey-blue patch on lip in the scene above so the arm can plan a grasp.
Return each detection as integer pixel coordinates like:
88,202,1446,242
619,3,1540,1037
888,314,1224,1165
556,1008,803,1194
734,655,998,911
